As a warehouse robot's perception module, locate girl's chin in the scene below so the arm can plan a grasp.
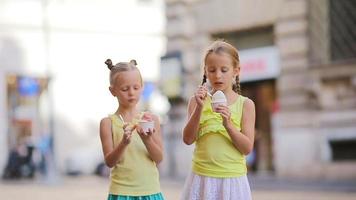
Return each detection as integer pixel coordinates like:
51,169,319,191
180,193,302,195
128,100,138,104
121,100,138,106
212,84,226,90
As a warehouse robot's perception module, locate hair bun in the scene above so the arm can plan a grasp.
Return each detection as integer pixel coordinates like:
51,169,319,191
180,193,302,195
105,59,114,70
129,59,137,66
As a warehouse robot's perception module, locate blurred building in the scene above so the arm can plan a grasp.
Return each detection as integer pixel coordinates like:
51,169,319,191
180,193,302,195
0,0,165,177
161,0,356,180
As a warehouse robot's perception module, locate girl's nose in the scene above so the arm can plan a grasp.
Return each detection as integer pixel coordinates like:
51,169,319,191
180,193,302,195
215,71,222,78
128,88,134,95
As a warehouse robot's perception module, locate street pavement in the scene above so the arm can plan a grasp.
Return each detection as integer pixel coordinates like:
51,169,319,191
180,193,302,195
0,175,355,200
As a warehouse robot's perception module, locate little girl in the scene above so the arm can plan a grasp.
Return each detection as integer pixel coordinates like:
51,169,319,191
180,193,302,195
99,59,165,200
181,40,256,200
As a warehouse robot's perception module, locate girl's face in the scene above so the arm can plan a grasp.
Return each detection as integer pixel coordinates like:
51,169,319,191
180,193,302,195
205,52,239,92
110,70,143,107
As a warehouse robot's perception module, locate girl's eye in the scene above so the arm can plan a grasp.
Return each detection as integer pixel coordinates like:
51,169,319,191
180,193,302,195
222,68,228,72
121,88,129,91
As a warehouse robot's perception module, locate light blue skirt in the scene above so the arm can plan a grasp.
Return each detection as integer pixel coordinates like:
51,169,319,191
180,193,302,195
108,192,165,200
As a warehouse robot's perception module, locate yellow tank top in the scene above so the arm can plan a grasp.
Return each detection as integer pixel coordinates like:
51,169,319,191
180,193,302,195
108,114,161,196
192,95,247,178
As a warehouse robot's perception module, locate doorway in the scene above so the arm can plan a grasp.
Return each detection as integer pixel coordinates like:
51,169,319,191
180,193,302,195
242,79,277,172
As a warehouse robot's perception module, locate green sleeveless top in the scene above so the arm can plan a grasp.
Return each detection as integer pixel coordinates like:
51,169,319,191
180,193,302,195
109,114,161,196
192,95,248,178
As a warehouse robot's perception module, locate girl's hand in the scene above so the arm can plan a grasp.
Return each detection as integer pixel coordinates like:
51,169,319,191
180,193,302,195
136,125,155,141
120,123,136,145
215,105,232,127
194,84,208,107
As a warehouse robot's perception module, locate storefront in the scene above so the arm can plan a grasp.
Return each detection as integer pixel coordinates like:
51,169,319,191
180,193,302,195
2,74,51,179
163,0,356,180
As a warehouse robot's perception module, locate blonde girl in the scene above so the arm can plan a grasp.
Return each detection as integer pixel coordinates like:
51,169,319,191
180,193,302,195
100,59,165,200
181,41,256,200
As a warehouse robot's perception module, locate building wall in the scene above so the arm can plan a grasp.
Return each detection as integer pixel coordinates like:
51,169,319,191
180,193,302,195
164,0,356,180
274,0,356,180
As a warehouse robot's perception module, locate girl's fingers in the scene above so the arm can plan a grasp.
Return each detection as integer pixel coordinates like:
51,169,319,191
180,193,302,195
195,90,204,97
195,91,207,105
123,123,129,130
127,134,132,140
137,127,144,134
215,106,231,119
147,128,155,136
122,132,131,144
124,133,131,140
136,127,154,138
136,127,146,137
196,86,207,98
130,124,137,132
194,94,203,105
199,87,207,96
216,105,229,111
221,111,231,120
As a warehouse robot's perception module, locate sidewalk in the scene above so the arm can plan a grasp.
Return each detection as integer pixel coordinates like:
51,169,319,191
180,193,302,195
161,175,356,200
248,173,356,192
0,175,355,200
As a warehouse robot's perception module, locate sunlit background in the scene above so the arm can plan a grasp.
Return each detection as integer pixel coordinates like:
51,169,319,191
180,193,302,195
1,0,356,200
0,0,167,176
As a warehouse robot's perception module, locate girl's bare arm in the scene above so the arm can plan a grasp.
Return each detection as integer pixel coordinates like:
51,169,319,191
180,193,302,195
182,97,203,145
222,99,256,155
99,117,130,168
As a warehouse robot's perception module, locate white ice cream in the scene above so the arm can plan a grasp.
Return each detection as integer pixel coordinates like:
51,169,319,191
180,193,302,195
212,90,227,103
211,90,227,112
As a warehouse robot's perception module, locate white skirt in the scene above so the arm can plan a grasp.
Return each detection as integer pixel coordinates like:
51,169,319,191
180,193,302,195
180,171,252,200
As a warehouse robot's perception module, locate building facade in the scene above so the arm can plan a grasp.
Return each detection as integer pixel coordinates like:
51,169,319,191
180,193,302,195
162,0,356,180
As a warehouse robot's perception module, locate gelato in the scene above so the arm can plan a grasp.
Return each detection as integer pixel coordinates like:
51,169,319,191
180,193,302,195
211,90,227,112
139,113,154,134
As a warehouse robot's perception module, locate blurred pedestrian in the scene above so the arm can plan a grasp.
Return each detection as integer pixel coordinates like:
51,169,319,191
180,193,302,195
99,59,165,200
181,40,256,200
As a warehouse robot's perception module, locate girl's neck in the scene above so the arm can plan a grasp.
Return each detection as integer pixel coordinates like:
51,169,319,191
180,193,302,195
115,107,140,122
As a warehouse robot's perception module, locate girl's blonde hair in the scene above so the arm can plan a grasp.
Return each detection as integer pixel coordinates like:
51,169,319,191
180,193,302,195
104,59,142,86
202,40,241,94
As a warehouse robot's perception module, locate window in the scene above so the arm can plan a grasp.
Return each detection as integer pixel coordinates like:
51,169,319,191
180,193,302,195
309,0,356,64
213,26,274,51
329,0,356,61
330,139,356,161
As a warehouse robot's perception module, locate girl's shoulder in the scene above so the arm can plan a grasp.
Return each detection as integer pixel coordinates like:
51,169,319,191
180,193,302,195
237,94,253,103
101,113,118,122
240,95,254,104
100,113,123,126
100,116,111,124
99,117,113,137
100,116,112,128
242,97,255,112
